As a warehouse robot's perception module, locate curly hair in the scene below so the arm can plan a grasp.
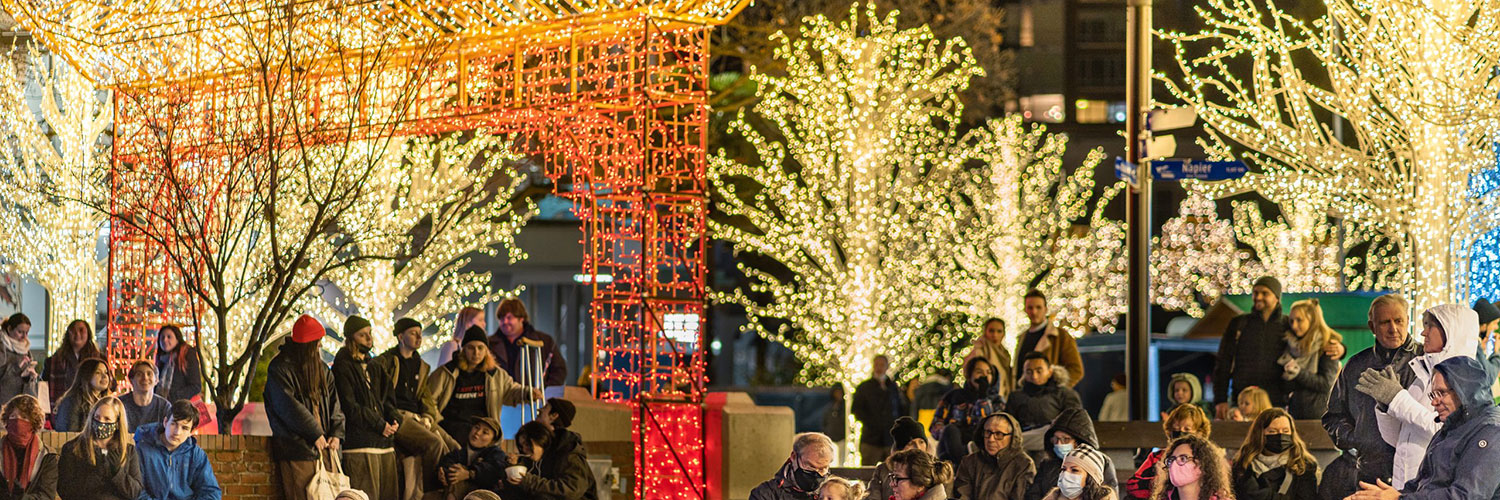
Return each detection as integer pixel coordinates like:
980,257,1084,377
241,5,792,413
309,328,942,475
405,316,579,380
1164,403,1212,439
817,476,867,500
1,394,43,430
1149,434,1233,500
1232,408,1315,476
887,448,954,490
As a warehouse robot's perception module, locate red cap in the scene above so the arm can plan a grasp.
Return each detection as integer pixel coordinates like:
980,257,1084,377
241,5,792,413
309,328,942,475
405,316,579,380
291,314,325,344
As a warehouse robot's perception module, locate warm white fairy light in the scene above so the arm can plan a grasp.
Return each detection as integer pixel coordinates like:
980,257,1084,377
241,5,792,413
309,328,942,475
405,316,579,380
1161,0,1500,311
1152,194,1259,316
1226,195,1345,293
0,46,109,349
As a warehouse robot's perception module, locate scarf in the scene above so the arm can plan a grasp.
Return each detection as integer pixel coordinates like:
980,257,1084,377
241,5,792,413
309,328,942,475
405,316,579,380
1278,330,1323,381
1250,452,1288,476
1,335,27,356
1,434,39,490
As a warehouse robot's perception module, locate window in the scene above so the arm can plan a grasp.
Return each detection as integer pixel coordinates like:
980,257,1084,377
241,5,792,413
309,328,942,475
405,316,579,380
1021,94,1066,123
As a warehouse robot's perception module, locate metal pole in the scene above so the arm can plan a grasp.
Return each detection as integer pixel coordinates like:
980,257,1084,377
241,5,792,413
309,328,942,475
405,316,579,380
1125,0,1153,421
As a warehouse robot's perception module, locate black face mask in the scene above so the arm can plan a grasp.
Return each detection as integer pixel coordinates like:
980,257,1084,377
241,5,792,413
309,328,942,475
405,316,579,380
1169,430,1188,441
792,466,825,492
971,376,991,391
1264,434,1292,454
357,344,373,356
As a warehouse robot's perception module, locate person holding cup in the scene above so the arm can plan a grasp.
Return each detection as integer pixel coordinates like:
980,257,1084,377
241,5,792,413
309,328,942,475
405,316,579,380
437,416,507,500
503,421,598,499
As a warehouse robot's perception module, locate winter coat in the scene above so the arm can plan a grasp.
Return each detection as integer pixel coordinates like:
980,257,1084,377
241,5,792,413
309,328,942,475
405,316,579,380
154,347,203,403
0,342,36,406
1214,308,1292,407
331,347,399,450
263,344,346,462
865,462,893,500
1041,488,1117,500
1285,353,1340,420
954,413,1036,500
545,429,587,472
1124,449,1164,499
437,444,507,491
51,391,100,432
1016,323,1085,388
423,358,534,427
1376,303,1480,488
1166,373,1213,415
822,397,847,443
1399,355,1500,498
1028,408,1119,500
371,346,431,415
749,457,819,500
1007,378,1083,430
1230,458,1318,500
42,346,100,407
933,358,1003,462
852,377,908,446
57,437,143,500
134,422,222,500
1321,336,1419,486
488,323,568,388
913,376,955,415
966,338,1014,397
512,435,600,500
915,485,949,500
0,439,55,500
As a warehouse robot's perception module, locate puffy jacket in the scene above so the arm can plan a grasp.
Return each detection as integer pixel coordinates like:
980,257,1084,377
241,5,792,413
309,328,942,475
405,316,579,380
1007,378,1082,430
1215,308,1292,407
134,423,221,500
933,357,1002,462
423,359,534,426
1028,408,1118,500
331,347,400,450
1124,449,1164,499
512,434,600,500
1399,356,1500,498
1015,323,1084,388
750,456,821,500
437,444,508,491
1166,373,1213,415
57,437,142,500
1377,303,1479,488
263,344,346,462
1322,335,1419,486
954,413,1036,500
488,323,568,388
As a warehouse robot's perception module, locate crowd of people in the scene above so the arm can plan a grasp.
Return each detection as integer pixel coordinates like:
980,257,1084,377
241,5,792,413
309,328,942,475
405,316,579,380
770,281,1500,500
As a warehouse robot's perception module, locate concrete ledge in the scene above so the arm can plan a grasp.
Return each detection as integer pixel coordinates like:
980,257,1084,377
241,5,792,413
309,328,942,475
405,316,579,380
708,392,796,500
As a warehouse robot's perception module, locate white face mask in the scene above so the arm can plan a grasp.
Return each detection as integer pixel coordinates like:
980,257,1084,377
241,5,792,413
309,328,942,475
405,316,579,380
1058,471,1085,499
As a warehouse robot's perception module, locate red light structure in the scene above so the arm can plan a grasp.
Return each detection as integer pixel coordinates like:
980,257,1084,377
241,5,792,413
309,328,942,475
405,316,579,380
2,1,743,497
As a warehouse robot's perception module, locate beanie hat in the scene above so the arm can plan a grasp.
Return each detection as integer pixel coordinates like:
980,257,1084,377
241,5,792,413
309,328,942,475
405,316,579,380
393,317,422,336
471,416,502,436
343,316,371,340
291,315,325,344
546,398,577,429
1063,443,1109,484
1475,298,1500,326
1252,276,1282,299
889,416,926,448
462,325,488,346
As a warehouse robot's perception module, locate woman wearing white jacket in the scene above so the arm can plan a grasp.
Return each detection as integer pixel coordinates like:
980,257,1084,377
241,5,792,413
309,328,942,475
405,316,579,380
1355,303,1479,490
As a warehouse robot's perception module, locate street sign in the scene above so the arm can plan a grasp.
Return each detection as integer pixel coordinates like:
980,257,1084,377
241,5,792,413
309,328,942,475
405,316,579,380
1152,159,1248,181
1115,157,1139,187
1147,106,1196,132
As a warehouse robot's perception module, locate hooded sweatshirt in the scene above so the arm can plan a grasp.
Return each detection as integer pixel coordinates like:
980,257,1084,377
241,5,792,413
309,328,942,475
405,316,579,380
1377,303,1480,488
1027,408,1119,500
134,422,222,500
1399,356,1500,498
954,412,1036,500
1167,373,1211,414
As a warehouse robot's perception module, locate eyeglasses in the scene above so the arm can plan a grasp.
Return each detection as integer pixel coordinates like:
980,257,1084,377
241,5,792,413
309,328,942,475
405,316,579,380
981,430,1013,440
886,474,911,485
1164,454,1198,466
1428,388,1451,401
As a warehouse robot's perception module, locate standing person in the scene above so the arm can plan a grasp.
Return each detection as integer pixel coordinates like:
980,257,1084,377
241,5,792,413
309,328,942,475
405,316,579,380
264,315,346,500
153,325,203,404
57,397,143,500
1215,276,1293,417
1028,408,1118,500
332,316,399,500
0,395,53,500
884,448,953,500
501,421,599,500
1148,434,1233,500
1007,352,1083,430
436,416,506,500
964,318,1015,396
425,326,541,443
1321,294,1420,499
750,432,834,500
1476,298,1500,357
822,385,847,464
1356,303,1478,489
42,320,102,408
953,412,1034,500
489,299,567,393
1280,298,1343,419
1016,291,1084,388
122,361,172,433
373,317,458,500
52,358,113,432
0,314,37,406
931,357,1001,463
852,355,908,466
135,400,221,500
866,417,931,500
1126,404,1213,499
1098,374,1128,422
1040,445,1117,500
437,307,486,368
1229,408,1318,500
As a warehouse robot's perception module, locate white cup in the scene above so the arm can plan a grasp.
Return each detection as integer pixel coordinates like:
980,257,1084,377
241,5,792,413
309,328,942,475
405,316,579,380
506,465,527,481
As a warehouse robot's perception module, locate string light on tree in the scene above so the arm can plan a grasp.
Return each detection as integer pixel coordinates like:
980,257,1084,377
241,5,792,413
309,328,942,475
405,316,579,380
1152,194,1260,316
1226,195,1345,293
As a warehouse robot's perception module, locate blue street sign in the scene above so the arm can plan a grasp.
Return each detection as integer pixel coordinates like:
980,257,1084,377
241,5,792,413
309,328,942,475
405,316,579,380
1115,157,1138,186
1152,159,1248,181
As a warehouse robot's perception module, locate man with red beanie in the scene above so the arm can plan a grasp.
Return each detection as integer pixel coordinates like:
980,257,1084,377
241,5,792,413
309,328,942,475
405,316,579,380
265,314,345,500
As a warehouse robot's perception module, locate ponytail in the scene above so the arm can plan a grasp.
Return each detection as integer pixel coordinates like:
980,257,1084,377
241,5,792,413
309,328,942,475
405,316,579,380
1,313,29,333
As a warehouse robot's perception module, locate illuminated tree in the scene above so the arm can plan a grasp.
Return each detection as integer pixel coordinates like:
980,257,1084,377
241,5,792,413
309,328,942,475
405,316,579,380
1227,195,1346,293
0,46,109,349
1152,194,1260,316
1162,0,1500,310
1037,186,1129,334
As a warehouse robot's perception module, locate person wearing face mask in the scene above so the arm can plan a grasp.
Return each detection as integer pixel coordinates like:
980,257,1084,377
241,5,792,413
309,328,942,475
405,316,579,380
1148,434,1232,500
0,395,53,500
332,316,400,500
932,357,1003,463
1357,303,1479,489
865,418,930,500
1028,408,1118,500
953,412,1035,500
1229,408,1318,500
1320,294,1420,499
1041,444,1116,500
57,397,142,500
886,448,954,500
1009,352,1083,430
751,432,836,500
1126,404,1212,499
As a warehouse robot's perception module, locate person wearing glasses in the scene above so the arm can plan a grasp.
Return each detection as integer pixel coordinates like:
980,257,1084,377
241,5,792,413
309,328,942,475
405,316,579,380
1348,355,1500,499
886,448,954,500
1148,434,1232,500
1356,303,1479,490
953,412,1034,500
866,417,930,500
751,432,835,500
1125,404,1213,499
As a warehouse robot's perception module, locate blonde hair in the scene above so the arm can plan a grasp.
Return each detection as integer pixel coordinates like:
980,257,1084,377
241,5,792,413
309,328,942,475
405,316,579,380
1238,386,1272,416
72,397,132,467
818,477,867,500
1369,293,1409,321
1290,298,1342,354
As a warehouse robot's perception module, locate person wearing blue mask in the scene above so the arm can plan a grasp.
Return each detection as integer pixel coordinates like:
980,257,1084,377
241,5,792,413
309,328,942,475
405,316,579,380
1041,444,1116,500
1027,408,1118,500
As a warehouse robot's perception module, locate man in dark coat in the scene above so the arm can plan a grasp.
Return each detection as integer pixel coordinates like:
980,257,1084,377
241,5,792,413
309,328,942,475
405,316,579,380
1006,352,1083,430
1026,407,1118,500
1349,355,1500,499
1321,294,1420,499
1215,276,1294,416
373,317,458,498
851,355,908,465
264,315,346,500
331,316,399,500
749,433,834,500
489,299,567,389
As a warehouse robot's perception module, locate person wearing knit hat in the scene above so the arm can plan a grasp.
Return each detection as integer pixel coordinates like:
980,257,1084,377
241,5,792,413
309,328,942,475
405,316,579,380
265,314,345,500
1042,444,1115,500
332,315,399,500
1475,298,1500,356
1213,276,1346,420
425,326,541,446
370,317,460,499
864,416,932,500
436,414,507,500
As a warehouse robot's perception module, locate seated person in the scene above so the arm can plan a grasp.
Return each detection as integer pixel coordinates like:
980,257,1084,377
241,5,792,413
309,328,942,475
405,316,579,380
1125,403,1212,499
751,433,834,500
1028,408,1118,500
0,395,57,500
1007,353,1082,430
58,396,143,500
136,400,222,500
503,421,599,499
438,416,507,500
